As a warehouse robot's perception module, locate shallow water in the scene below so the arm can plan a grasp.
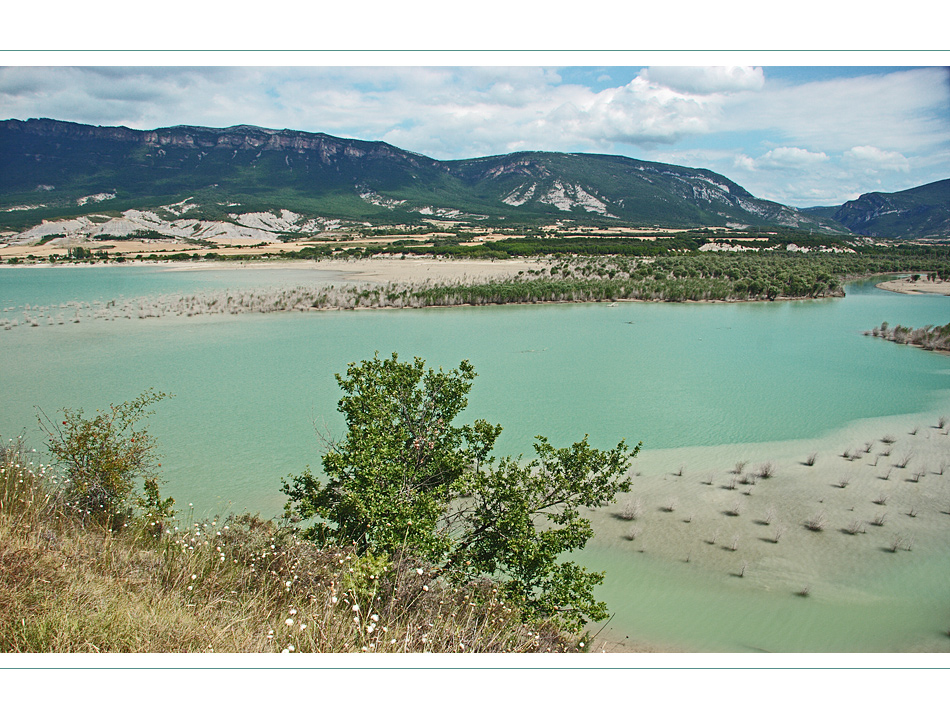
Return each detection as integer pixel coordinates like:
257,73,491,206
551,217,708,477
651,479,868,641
1,265,948,652
587,543,950,652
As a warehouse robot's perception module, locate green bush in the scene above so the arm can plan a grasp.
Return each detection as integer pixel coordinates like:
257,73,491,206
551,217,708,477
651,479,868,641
39,389,174,532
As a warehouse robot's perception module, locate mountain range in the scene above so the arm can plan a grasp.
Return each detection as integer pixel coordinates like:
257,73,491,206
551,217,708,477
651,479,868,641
802,179,950,240
1,118,946,240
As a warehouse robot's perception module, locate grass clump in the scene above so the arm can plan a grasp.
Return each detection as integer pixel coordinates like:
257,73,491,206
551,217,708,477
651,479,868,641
844,520,865,535
615,498,643,521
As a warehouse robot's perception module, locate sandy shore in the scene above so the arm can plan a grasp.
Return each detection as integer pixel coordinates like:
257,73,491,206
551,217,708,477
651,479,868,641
0,257,556,330
0,255,547,285
877,277,950,296
587,404,950,651
162,256,548,284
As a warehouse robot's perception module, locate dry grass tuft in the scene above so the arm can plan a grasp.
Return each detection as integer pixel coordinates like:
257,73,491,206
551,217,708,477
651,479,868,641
615,498,643,521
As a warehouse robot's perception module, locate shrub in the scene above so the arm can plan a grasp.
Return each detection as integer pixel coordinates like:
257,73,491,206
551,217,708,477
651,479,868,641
616,498,643,521
844,520,865,535
38,389,174,532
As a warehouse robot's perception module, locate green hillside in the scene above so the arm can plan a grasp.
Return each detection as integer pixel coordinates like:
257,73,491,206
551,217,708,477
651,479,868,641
829,179,950,239
1,118,844,234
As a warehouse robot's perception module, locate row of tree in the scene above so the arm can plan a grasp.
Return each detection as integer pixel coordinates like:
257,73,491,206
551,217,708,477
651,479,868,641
867,321,950,352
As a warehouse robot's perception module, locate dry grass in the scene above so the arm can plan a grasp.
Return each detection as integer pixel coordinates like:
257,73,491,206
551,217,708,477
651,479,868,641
615,498,643,521
0,439,569,653
844,519,865,535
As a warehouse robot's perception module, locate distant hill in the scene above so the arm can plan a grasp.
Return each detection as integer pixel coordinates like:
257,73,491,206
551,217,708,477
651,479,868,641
801,179,950,240
0,118,847,234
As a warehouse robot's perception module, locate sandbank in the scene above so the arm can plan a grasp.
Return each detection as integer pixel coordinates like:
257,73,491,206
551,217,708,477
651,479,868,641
876,277,950,296
587,404,950,652
162,256,547,284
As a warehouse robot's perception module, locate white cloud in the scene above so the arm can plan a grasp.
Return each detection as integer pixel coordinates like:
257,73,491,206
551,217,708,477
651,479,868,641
639,66,765,94
373,71,734,157
733,154,756,172
843,145,911,172
755,146,830,169
724,68,948,156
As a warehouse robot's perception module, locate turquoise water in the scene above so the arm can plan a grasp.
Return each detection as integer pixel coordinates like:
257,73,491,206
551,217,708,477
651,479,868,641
0,263,345,308
2,265,949,651
4,268,949,515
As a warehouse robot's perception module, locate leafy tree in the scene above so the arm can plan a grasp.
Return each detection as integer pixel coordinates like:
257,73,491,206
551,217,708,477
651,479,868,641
39,389,174,532
282,353,638,632
281,355,500,558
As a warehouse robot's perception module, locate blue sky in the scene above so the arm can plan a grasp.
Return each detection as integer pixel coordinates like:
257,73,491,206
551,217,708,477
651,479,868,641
1,61,947,208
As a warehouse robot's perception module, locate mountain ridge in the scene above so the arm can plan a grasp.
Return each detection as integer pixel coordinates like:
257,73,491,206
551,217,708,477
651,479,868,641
827,179,950,240
1,118,940,239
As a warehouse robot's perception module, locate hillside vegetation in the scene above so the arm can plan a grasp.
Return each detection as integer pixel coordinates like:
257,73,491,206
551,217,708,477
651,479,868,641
1,368,628,653
828,179,950,240
0,119,841,233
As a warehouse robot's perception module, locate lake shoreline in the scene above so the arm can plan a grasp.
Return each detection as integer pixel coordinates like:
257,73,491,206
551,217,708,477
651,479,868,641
876,276,950,296
1,258,851,332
